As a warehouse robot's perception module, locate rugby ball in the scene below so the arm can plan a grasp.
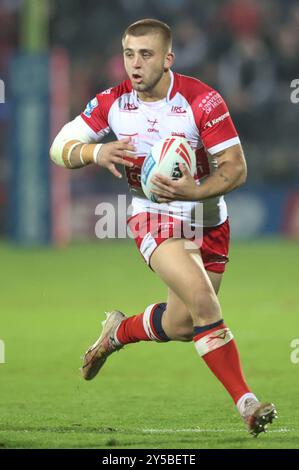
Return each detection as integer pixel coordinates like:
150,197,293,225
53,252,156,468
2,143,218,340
141,136,196,202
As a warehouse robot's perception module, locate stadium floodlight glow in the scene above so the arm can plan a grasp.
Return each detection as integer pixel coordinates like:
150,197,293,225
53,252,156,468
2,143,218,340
0,79,5,104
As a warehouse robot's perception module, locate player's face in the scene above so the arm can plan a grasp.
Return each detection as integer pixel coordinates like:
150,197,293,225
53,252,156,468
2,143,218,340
123,34,172,94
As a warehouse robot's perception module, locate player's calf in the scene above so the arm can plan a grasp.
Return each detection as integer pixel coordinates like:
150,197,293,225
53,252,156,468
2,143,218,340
160,313,194,341
167,326,194,342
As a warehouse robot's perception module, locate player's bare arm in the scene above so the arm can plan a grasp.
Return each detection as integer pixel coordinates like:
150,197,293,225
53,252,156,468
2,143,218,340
150,143,247,203
50,124,137,178
58,138,137,179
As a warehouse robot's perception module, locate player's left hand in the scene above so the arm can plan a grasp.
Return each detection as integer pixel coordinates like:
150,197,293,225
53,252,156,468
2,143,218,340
150,163,200,203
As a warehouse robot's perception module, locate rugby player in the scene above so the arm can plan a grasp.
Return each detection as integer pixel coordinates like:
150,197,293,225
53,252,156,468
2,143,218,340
50,19,277,436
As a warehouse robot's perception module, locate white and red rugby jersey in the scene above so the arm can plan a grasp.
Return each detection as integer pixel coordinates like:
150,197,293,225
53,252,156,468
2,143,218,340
79,71,240,227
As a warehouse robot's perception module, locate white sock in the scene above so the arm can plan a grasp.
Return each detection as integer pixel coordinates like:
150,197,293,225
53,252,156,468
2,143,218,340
112,323,123,346
236,392,259,416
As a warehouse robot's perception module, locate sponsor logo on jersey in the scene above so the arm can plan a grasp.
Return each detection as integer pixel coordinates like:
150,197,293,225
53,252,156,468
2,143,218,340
83,97,98,118
198,91,223,114
123,102,139,111
204,111,230,128
171,106,187,114
147,118,159,133
167,105,187,117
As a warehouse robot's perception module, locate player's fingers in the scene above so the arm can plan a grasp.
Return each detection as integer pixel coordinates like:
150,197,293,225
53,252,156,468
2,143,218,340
117,141,136,152
150,179,175,194
123,150,138,159
113,150,130,158
112,156,134,168
151,187,175,198
152,174,173,185
108,163,122,179
179,163,191,176
156,197,173,203
110,150,137,166
114,147,137,158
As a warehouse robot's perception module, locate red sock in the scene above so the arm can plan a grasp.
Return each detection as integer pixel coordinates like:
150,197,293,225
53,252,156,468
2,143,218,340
116,313,149,344
193,321,251,404
116,303,169,345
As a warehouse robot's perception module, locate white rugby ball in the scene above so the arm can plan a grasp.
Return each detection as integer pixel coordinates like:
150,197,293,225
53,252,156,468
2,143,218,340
141,136,196,202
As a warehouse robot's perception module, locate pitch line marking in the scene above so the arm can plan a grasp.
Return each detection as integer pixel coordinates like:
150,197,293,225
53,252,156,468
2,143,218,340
141,427,291,434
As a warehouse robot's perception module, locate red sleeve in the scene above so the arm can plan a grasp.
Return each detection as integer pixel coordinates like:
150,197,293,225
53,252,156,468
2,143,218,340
80,87,113,134
192,90,240,154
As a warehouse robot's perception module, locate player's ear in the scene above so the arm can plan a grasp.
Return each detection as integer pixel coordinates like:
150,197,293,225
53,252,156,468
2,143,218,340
164,51,175,71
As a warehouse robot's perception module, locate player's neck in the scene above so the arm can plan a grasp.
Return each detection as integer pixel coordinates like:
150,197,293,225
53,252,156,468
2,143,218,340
137,71,171,102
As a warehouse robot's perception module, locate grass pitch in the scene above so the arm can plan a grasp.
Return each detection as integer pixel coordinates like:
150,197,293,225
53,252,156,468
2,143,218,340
0,239,298,449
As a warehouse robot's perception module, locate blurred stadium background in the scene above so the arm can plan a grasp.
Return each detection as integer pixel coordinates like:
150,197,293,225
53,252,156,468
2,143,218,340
1,0,299,450
0,0,299,243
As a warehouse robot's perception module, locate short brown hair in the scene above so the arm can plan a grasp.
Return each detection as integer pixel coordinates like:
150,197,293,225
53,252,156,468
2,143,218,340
122,19,172,52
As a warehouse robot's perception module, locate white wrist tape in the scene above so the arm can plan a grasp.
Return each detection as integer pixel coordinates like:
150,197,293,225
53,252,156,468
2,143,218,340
67,141,82,168
93,144,103,164
79,144,87,165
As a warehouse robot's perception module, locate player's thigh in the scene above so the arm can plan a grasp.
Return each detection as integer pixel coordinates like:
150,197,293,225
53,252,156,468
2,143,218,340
188,251,224,295
206,271,223,295
150,238,221,323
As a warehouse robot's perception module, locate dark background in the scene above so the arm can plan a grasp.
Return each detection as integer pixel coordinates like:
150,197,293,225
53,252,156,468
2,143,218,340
1,0,299,240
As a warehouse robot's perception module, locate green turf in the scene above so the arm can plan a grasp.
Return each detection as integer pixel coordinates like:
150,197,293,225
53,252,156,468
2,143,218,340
0,239,298,449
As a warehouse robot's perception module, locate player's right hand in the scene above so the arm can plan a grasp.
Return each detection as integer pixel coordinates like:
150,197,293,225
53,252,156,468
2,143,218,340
95,138,137,178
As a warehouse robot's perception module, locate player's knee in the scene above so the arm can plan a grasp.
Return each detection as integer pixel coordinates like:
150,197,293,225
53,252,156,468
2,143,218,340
189,289,221,323
165,321,194,342
173,325,194,342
